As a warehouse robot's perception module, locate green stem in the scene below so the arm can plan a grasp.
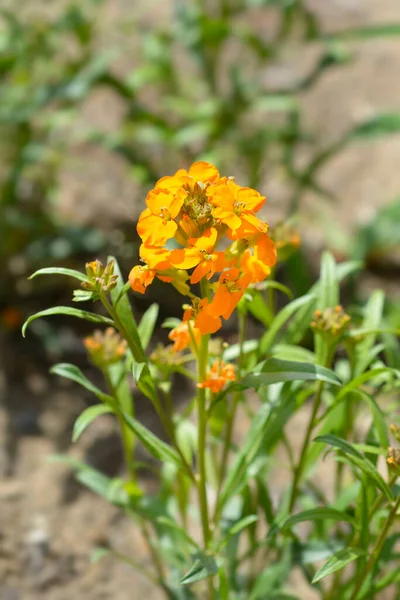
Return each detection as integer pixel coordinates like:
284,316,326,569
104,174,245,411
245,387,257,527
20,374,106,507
101,295,146,364
104,370,136,483
214,309,247,522
349,493,400,600
196,280,214,599
196,333,215,599
288,380,324,512
101,295,195,483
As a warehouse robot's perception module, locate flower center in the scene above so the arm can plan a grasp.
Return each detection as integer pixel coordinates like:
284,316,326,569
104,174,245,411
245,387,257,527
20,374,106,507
159,206,171,223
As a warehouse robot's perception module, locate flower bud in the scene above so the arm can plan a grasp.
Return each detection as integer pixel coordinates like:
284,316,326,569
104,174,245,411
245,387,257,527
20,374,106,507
84,328,127,367
82,259,118,298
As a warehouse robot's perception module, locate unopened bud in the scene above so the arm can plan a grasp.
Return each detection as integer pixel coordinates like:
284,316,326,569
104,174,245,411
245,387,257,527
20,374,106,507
387,447,400,469
82,259,118,298
84,328,127,367
311,305,351,338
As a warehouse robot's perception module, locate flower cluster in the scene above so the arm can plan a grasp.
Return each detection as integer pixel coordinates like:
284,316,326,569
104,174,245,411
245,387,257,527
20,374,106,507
84,327,127,367
129,162,276,334
197,359,236,393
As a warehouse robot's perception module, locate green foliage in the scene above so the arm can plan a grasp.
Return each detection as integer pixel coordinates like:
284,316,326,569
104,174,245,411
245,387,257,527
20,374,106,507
25,246,400,600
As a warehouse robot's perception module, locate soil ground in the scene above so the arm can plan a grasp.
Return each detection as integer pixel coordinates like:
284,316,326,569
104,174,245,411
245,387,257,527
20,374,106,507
1,1,400,599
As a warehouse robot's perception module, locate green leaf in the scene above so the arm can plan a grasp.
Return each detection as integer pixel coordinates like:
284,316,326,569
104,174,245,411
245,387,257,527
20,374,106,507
156,516,199,549
329,24,400,40
121,411,183,470
280,507,357,531
108,255,145,363
327,367,400,416
312,547,366,583
318,251,339,310
91,547,111,563
286,260,362,345
76,469,128,505
315,434,393,501
354,290,385,376
350,112,400,139
295,540,346,565
249,563,291,600
161,317,182,329
28,267,89,283
180,552,218,585
22,307,114,336
131,360,158,404
270,344,315,363
72,404,114,442
223,339,258,362
138,303,159,350
50,363,114,405
260,293,315,354
233,358,342,390
246,292,273,327
226,515,258,537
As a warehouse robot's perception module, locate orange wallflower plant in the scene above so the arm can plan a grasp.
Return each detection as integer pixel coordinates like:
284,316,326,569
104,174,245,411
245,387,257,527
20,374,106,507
24,161,400,600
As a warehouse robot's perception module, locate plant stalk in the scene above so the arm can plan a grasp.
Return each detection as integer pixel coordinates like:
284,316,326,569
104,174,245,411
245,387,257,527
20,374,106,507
349,493,400,600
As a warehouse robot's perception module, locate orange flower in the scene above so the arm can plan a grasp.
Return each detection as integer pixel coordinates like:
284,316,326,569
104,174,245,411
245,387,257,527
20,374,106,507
139,245,172,270
184,298,222,335
170,227,227,284
168,320,201,352
138,185,187,246
208,180,265,232
241,233,277,282
209,268,252,320
198,360,236,393
129,265,156,294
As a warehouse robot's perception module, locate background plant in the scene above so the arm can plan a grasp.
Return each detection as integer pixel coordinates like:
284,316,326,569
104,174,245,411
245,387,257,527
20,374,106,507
2,0,400,318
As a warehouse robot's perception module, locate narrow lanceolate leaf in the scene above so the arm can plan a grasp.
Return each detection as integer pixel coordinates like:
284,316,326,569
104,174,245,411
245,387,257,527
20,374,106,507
354,290,385,376
332,367,400,408
286,261,362,345
108,255,145,363
226,515,258,537
233,358,342,390
138,303,159,350
260,293,316,354
218,404,274,510
121,411,183,470
51,363,115,404
280,507,357,531
22,307,113,337
328,24,400,40
315,434,393,501
180,552,218,585
72,404,114,442
28,267,89,283
312,547,366,583
318,251,339,310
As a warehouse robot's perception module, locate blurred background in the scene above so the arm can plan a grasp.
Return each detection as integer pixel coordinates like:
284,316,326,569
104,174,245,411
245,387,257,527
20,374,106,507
1,1,400,598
